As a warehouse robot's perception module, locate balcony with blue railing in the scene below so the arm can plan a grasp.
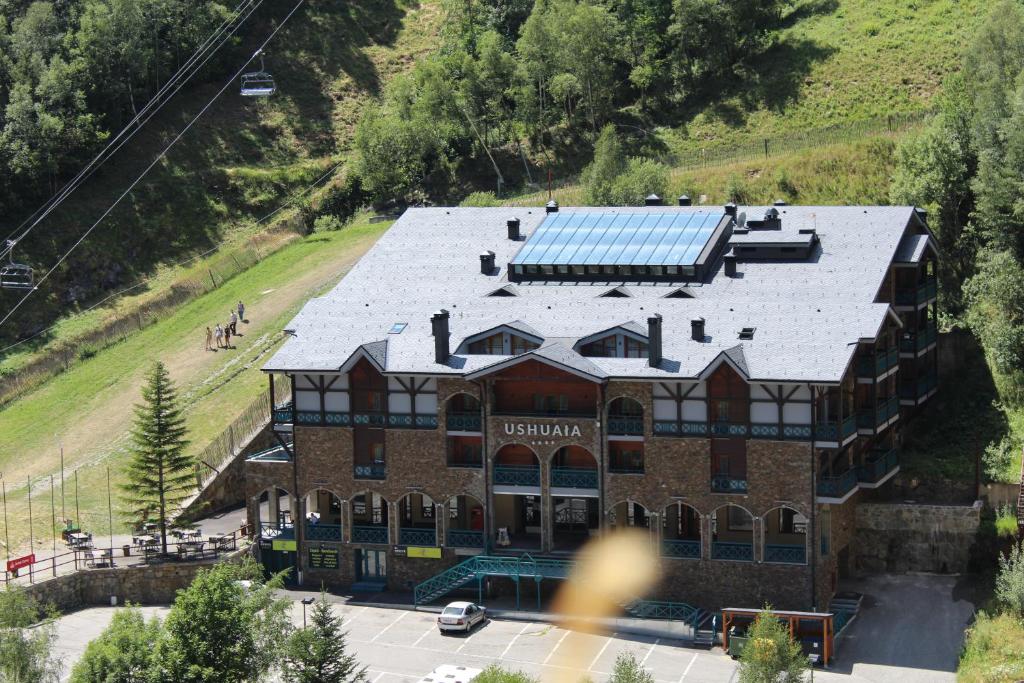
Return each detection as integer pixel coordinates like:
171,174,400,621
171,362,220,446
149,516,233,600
294,410,351,426
858,447,899,485
351,525,389,544
712,541,753,561
814,415,857,443
895,279,938,307
764,543,806,564
900,324,938,354
446,412,482,432
551,467,599,489
607,414,644,436
710,422,748,437
711,474,748,494
493,465,541,487
662,538,701,559
399,527,437,546
260,522,295,540
304,522,343,542
856,395,900,431
272,401,294,423
388,413,439,429
856,347,899,378
354,463,386,480
352,411,387,427
653,420,707,436
817,468,858,499
446,529,484,548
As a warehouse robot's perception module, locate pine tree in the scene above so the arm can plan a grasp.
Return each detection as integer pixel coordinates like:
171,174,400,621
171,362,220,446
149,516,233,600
737,605,808,683
281,592,366,683
121,361,192,555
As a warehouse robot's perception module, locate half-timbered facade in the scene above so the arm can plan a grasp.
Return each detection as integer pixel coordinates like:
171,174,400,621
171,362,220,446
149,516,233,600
246,202,938,611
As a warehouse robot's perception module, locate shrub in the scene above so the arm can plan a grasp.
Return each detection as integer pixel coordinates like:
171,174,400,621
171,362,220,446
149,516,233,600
996,541,1024,618
313,215,345,232
996,506,1019,539
610,158,669,206
610,651,654,683
69,605,161,683
473,665,537,683
984,435,1019,483
460,191,500,207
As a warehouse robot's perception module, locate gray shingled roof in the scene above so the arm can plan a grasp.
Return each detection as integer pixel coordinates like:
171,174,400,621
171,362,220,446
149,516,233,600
894,233,934,263
263,205,925,384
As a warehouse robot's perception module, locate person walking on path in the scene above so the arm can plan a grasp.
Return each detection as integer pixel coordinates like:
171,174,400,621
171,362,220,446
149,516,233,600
229,310,238,335
214,324,224,349
237,300,245,323
205,326,213,351
224,322,232,349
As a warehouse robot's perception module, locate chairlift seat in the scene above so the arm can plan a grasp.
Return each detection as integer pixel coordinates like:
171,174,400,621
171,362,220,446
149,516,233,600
0,263,33,289
241,72,276,97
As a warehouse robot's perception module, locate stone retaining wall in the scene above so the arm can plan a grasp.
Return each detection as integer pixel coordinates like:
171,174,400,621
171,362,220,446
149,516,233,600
854,501,981,574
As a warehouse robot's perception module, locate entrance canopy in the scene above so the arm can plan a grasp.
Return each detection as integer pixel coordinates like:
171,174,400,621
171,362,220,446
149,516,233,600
721,607,835,666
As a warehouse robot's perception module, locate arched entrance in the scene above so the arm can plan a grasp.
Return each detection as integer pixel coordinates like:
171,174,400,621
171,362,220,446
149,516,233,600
764,506,808,564
255,487,297,582
303,489,343,542
398,492,438,546
446,494,485,549
711,504,754,562
493,444,541,550
662,502,701,559
609,501,651,531
550,445,599,551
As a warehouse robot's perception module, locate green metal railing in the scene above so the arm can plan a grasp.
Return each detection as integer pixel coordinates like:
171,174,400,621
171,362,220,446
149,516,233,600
272,401,293,423
900,324,938,354
653,420,708,436
607,415,644,435
711,475,748,493
895,279,937,306
353,412,387,427
626,600,700,623
446,529,484,548
856,395,900,430
817,468,858,498
856,347,898,378
413,554,574,605
551,467,598,489
493,465,540,487
259,523,295,540
354,463,386,480
399,527,437,546
388,414,439,429
710,422,748,437
305,523,343,542
446,412,482,432
814,415,857,442
352,525,388,544
711,541,753,562
764,544,806,564
858,447,899,484
662,539,701,559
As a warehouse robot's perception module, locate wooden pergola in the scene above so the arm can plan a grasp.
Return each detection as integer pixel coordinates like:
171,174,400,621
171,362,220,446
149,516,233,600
721,607,835,667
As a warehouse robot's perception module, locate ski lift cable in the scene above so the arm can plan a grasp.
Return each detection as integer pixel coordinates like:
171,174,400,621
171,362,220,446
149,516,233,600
2,0,265,247
0,0,307,331
0,155,343,356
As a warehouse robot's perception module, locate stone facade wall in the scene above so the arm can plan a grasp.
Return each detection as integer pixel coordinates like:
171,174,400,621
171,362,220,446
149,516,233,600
182,425,278,522
854,501,982,574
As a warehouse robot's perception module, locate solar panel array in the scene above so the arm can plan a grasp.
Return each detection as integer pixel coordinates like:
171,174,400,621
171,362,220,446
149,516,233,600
510,211,726,267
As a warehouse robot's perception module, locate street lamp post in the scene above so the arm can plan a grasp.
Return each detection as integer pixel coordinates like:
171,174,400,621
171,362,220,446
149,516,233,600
301,597,315,628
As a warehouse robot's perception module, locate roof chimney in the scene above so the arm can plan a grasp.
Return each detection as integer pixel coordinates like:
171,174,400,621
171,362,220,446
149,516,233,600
645,194,662,207
678,194,692,207
763,207,781,229
773,199,787,206
691,318,705,342
480,251,496,275
647,314,663,367
724,202,737,218
507,217,521,240
724,252,738,277
431,310,450,364
545,200,559,214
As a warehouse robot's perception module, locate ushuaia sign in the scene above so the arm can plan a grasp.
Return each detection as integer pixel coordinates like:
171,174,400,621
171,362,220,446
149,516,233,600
503,422,582,438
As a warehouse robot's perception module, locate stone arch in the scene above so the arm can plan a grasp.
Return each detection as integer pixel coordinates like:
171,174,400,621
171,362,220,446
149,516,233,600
662,501,702,559
710,504,754,562
397,491,439,546
254,486,295,539
302,488,344,542
548,444,597,467
762,504,809,565
608,499,652,530
446,392,481,413
445,493,486,549
350,490,390,544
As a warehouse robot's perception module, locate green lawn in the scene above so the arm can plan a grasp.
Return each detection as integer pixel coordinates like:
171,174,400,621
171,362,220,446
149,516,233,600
0,218,387,554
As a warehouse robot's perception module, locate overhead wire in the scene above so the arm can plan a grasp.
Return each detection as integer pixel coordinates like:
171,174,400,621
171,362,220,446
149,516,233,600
0,155,344,357
0,0,308,330
2,0,265,251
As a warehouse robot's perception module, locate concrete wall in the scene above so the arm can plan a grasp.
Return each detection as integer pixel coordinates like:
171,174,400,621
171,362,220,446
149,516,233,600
181,424,278,522
854,501,982,574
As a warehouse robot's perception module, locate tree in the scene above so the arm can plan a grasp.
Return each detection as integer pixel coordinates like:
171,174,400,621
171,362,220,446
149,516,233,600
69,604,161,683
610,157,668,206
996,541,1024,618
152,559,291,683
281,592,366,683
609,651,654,683
964,249,1024,404
473,665,537,683
736,606,807,683
121,361,192,554
583,124,627,205
0,586,61,682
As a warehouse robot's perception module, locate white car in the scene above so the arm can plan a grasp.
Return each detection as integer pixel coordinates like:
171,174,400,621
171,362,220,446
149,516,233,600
437,601,486,633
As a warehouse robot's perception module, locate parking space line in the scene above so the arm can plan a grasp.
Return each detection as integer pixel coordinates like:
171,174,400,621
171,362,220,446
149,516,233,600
640,639,660,665
499,623,532,660
678,653,698,682
588,635,614,671
412,622,436,648
371,672,386,683
342,606,368,628
368,670,418,681
371,611,408,642
542,629,571,665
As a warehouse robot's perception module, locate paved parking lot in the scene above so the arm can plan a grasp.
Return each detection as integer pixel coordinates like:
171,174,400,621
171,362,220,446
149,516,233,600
52,573,972,683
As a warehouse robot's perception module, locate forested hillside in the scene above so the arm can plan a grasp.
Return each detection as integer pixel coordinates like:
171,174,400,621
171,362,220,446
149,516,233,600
0,0,982,346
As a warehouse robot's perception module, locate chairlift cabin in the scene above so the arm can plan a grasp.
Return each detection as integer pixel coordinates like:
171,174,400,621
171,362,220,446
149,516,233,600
1,241,33,289
240,52,277,97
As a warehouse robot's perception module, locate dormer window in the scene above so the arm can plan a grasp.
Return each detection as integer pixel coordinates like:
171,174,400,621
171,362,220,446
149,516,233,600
462,325,543,355
577,330,649,358
468,334,504,355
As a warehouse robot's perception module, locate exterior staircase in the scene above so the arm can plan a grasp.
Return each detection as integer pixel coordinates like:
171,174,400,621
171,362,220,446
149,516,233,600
829,592,863,634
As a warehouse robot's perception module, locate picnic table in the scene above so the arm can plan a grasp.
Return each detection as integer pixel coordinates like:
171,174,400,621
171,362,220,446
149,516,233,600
209,534,236,552
86,548,113,568
132,534,156,547
177,540,206,560
67,532,93,549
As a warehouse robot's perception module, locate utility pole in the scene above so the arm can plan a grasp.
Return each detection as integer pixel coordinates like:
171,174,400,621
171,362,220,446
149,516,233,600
58,438,66,522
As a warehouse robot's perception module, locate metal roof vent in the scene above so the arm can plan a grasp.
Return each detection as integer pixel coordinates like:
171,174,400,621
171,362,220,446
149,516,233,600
763,207,781,229
773,199,788,206
691,318,706,342
507,217,522,240
645,194,662,206
480,251,496,275
678,195,692,207
738,327,755,341
545,200,559,213
724,202,737,218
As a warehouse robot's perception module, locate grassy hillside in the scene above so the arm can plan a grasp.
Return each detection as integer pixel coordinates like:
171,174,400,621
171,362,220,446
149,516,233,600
667,0,985,152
